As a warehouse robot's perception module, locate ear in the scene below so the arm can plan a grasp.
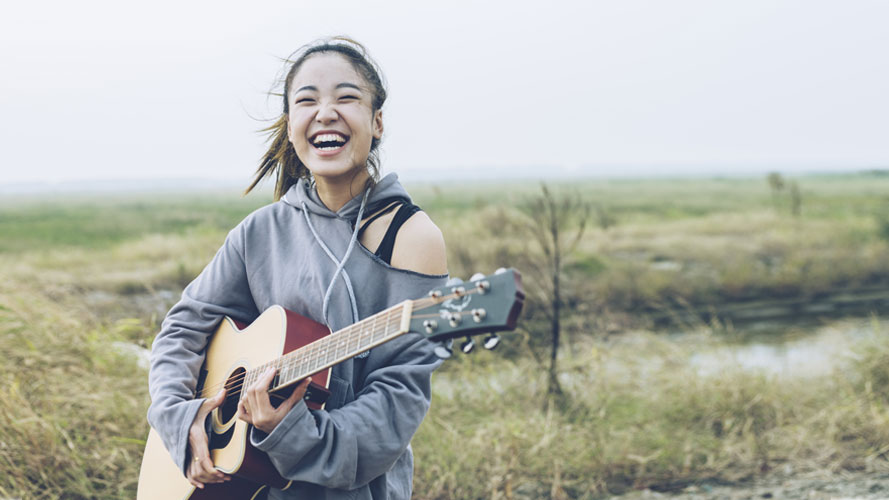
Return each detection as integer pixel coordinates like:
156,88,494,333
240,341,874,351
372,110,383,140
286,114,294,143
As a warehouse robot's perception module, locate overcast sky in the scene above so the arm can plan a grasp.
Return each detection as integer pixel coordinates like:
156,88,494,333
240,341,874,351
1,0,887,185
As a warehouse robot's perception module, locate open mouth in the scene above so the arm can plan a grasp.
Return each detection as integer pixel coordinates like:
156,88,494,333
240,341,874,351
310,132,349,152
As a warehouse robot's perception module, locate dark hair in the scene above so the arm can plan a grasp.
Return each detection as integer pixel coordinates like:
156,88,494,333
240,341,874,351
245,36,388,200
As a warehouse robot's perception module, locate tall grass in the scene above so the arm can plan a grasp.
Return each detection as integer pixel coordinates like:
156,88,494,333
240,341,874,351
1,173,889,498
413,326,889,498
0,267,150,499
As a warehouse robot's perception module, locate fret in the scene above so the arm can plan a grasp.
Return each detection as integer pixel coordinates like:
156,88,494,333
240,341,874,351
335,328,348,360
297,350,305,376
281,359,288,386
363,312,377,354
329,331,340,362
308,341,319,373
347,318,359,355
326,335,337,365
289,355,297,382
379,307,392,343
242,369,254,400
271,359,278,389
289,351,304,382
314,337,323,368
341,326,352,357
231,302,419,403
360,314,372,349
316,337,328,368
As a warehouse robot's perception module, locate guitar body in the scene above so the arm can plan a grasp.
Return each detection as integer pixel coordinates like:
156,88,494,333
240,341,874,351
137,269,524,500
137,306,332,500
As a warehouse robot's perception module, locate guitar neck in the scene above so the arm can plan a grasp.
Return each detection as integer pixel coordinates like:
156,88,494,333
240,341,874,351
243,300,414,395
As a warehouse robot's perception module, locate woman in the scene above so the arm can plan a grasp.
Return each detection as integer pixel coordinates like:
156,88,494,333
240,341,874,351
147,37,448,500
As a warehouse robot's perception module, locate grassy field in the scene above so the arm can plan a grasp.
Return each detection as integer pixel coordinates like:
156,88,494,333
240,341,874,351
1,172,888,498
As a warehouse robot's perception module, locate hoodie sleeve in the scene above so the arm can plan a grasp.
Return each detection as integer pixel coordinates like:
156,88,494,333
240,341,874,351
248,277,446,490
147,225,259,475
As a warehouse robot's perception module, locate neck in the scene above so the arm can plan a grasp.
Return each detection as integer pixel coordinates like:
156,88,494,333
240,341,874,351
314,169,371,212
242,300,413,398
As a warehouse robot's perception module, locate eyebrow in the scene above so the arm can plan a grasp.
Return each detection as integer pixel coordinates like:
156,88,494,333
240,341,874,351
294,83,363,94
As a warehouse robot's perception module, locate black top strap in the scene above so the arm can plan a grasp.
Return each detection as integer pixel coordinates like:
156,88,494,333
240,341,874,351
363,195,409,221
375,203,421,264
356,201,401,240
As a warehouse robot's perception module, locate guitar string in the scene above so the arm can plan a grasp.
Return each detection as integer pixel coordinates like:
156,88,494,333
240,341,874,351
194,287,485,400
195,289,477,401
195,288,483,401
195,306,404,399
196,311,400,400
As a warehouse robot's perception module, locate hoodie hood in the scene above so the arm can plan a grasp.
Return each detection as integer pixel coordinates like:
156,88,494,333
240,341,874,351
279,172,415,330
281,173,411,221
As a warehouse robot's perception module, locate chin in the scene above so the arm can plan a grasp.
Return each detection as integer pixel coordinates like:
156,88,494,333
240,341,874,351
308,163,370,182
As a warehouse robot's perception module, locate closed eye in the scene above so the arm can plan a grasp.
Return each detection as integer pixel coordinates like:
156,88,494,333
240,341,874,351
295,98,315,104
339,95,359,101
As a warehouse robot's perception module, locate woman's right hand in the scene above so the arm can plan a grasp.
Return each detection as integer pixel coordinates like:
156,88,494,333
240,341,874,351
186,389,231,489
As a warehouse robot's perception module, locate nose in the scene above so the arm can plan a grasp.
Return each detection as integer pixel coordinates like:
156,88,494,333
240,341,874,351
315,100,339,124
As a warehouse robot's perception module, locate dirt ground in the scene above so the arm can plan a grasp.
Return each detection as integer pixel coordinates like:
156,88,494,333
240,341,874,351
613,473,889,500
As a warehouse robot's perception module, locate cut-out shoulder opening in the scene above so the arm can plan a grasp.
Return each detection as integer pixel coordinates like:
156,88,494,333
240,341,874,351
357,202,448,275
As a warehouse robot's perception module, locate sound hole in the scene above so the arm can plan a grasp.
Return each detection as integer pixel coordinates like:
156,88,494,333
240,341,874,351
219,367,245,425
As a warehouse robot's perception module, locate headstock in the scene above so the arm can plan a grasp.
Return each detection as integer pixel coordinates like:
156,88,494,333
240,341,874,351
410,268,524,358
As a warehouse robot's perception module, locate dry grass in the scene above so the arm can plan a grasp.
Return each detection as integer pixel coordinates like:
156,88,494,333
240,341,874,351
413,324,889,498
2,174,889,498
0,260,150,499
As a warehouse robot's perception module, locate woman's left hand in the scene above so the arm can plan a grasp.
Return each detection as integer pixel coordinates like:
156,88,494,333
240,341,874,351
237,368,311,434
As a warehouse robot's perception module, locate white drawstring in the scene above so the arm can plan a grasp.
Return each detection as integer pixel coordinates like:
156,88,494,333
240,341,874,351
300,188,370,328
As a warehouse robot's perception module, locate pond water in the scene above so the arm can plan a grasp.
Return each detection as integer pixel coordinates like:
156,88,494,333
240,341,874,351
686,316,884,378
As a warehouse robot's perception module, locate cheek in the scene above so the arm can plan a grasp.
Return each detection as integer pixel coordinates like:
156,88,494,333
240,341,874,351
287,117,308,149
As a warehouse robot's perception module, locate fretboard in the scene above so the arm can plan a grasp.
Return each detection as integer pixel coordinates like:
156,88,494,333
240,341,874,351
240,301,412,397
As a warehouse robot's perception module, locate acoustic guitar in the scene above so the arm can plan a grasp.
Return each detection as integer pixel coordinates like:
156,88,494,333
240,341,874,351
137,269,523,499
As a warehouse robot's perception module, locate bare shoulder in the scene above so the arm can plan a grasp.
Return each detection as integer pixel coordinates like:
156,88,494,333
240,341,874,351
390,211,448,276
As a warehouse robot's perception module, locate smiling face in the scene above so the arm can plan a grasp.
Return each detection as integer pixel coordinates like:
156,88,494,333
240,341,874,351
286,53,384,183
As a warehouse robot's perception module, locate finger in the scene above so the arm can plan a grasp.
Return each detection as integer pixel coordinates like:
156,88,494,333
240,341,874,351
286,377,313,407
200,456,220,479
251,368,276,408
200,457,229,482
197,388,226,420
193,449,227,482
191,428,226,482
254,368,276,394
209,387,227,409
199,387,226,412
187,463,205,489
237,399,252,423
245,370,266,401
260,367,277,385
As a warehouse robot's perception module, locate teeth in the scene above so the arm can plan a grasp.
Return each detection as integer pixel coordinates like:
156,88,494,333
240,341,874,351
313,133,346,145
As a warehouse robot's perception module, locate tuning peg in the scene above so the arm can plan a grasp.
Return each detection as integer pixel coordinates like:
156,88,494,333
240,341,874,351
445,277,464,286
460,337,476,354
470,272,485,281
433,340,453,359
483,333,501,350
423,319,438,334
446,312,462,327
471,308,486,322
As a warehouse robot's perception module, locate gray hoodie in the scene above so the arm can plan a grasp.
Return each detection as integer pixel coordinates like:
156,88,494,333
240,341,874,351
147,173,447,499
